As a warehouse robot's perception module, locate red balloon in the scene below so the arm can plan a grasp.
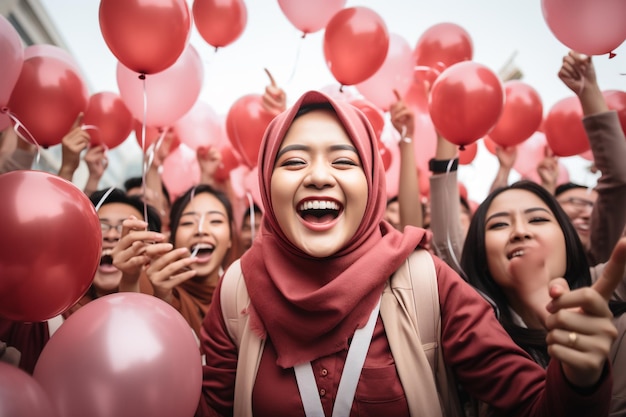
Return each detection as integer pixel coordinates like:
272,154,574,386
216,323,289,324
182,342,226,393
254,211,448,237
603,89,626,133
544,96,589,156
193,0,247,49
278,0,346,35
214,144,243,182
489,80,543,148
99,0,191,75
83,91,133,149
429,61,504,148
413,22,473,73
8,56,88,148
0,362,58,417
323,7,389,86
459,141,478,164
349,98,385,140
0,171,101,322
33,293,202,417
482,135,499,155
226,94,276,168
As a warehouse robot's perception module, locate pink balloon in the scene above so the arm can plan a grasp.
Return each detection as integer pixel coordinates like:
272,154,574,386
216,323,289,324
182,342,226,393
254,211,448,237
117,44,203,128
161,144,200,200
0,15,24,130
541,0,626,56
33,293,202,417
356,33,414,111
173,100,222,150
0,362,58,417
278,0,346,35
523,160,570,185
513,131,549,177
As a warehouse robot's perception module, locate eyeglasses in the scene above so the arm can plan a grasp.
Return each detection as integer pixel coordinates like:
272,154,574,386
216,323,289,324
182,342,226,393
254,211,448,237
558,197,594,211
100,221,124,234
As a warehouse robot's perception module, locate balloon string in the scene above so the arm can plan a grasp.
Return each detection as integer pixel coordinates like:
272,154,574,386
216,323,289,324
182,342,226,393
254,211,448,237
140,72,149,230
245,191,256,242
3,108,42,166
286,35,304,87
94,185,117,212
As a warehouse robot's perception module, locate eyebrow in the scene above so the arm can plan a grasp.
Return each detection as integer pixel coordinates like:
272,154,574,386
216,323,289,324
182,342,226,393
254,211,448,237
275,143,358,160
485,207,552,224
181,210,227,218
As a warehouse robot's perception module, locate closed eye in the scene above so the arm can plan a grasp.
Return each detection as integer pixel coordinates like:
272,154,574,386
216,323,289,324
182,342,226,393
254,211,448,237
529,217,550,224
487,222,509,230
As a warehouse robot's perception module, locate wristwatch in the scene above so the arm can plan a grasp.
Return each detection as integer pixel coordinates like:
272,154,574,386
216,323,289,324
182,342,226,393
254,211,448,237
428,157,459,174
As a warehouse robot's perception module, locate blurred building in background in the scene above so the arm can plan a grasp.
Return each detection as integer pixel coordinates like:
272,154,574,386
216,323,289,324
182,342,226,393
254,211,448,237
1,0,141,190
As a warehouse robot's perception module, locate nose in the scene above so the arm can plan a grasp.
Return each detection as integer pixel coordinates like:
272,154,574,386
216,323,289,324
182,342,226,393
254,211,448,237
304,158,335,189
509,219,531,242
194,213,211,236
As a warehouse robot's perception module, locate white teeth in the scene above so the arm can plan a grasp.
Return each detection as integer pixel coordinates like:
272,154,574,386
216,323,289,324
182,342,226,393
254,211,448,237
509,250,524,259
191,243,214,251
298,200,339,211
102,249,113,256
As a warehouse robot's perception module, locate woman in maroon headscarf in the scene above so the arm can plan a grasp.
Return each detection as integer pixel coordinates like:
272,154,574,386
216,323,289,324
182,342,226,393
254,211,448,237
196,90,619,417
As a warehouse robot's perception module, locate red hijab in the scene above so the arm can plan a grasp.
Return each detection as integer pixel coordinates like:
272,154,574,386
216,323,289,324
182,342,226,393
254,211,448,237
240,91,428,368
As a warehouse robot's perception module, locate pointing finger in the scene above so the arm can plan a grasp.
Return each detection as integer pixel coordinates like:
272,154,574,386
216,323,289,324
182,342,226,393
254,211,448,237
592,237,626,301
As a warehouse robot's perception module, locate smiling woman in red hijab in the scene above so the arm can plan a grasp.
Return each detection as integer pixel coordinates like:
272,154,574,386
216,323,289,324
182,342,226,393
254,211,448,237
195,90,618,417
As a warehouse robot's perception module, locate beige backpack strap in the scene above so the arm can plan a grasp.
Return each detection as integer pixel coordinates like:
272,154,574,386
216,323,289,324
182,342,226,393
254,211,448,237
219,260,265,417
381,250,443,417
220,259,247,345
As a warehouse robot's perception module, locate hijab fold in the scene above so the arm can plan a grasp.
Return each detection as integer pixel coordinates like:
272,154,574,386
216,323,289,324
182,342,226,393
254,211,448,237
241,91,427,368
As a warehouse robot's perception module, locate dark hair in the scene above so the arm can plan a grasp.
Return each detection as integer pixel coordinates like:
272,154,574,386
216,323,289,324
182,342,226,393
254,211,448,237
124,176,171,206
554,182,587,197
89,188,162,233
241,203,263,223
168,184,238,267
386,195,398,206
460,180,591,366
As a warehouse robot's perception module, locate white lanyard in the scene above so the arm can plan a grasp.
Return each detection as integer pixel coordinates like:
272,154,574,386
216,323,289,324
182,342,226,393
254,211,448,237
294,297,382,417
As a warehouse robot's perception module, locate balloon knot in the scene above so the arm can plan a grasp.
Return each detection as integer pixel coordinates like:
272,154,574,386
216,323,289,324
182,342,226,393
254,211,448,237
214,46,219,53
609,51,617,59
301,32,307,39
138,73,146,80
459,145,466,151
339,85,344,93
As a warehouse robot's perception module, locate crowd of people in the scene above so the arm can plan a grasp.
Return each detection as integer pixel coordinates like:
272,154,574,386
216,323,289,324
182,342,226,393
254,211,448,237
1,50,626,417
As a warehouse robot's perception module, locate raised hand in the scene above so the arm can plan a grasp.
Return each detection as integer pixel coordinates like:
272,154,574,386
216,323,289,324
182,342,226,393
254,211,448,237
58,113,90,181
545,237,626,387
111,215,169,291
262,68,287,116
